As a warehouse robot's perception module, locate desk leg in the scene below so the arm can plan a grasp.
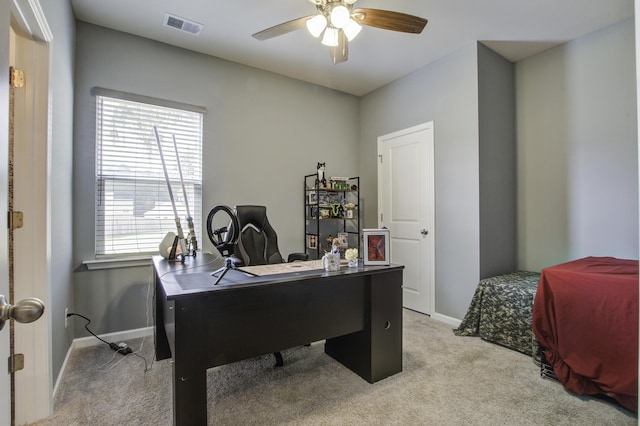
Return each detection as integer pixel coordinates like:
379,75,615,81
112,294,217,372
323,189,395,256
172,357,207,425
325,270,403,383
172,299,208,425
154,274,172,360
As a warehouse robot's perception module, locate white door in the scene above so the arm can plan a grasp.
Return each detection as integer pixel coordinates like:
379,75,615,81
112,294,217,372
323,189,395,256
0,51,11,426
5,2,52,424
11,26,52,424
378,122,435,315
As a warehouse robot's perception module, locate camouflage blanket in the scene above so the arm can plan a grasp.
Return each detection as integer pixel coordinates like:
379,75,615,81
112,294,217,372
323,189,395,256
454,271,541,356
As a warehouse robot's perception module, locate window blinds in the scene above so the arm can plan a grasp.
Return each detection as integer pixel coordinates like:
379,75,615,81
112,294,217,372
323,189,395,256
95,93,203,256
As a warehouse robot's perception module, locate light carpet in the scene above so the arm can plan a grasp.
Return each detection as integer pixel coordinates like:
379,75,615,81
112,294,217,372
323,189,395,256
29,310,636,425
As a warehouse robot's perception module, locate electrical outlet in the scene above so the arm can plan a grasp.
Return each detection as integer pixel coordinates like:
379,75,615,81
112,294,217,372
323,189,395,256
64,308,68,328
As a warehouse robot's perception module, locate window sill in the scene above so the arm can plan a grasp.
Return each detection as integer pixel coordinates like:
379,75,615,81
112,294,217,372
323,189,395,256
82,256,152,271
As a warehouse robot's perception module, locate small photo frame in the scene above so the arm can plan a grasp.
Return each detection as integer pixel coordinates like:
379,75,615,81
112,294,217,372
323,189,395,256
308,192,318,204
337,232,349,249
362,228,390,266
307,234,318,249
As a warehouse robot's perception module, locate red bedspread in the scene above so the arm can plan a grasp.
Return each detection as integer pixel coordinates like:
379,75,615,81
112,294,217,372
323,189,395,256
532,256,638,412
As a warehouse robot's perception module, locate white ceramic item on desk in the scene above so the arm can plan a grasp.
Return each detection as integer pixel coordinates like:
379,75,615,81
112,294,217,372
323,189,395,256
322,252,340,272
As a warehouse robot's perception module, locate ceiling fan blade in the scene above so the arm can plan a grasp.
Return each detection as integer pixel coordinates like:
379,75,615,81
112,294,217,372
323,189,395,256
252,16,314,41
330,31,348,65
352,8,428,34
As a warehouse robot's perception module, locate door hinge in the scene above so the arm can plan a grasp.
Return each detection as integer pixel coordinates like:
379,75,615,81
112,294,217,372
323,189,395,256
380,213,383,222
8,211,24,230
378,154,383,163
8,353,24,373
9,67,25,88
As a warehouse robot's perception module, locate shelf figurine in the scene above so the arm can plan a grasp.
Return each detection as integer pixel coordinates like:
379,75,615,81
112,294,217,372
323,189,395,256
331,238,341,255
316,162,327,188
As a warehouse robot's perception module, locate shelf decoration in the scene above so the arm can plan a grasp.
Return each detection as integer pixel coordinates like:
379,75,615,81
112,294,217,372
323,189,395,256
330,176,351,190
345,202,355,218
337,232,348,248
316,162,328,188
307,234,318,249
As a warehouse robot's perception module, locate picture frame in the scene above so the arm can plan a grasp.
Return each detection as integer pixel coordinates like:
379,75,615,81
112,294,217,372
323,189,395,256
308,191,318,204
362,228,390,266
307,234,318,249
337,232,349,249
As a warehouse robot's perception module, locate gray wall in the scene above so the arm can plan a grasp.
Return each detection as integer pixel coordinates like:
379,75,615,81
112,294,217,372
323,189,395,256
360,43,482,320
478,43,517,278
71,17,637,336
38,0,76,386
72,23,360,336
360,19,637,321
516,18,638,271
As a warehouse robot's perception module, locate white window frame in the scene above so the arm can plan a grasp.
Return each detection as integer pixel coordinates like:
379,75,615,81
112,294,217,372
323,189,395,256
93,88,205,258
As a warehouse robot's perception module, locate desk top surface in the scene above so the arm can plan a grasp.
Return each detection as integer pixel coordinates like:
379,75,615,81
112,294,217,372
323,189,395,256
154,253,404,299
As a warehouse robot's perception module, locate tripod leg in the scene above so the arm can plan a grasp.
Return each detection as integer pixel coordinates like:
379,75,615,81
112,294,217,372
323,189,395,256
213,266,230,285
211,266,225,277
240,269,258,277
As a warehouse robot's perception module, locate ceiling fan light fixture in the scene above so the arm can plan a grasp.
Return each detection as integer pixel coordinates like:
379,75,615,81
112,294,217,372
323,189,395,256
330,5,351,29
321,27,339,47
306,14,327,38
253,1,428,65
343,18,362,41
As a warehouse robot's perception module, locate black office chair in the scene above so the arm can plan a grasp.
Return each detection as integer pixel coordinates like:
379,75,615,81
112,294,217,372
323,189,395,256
231,205,308,366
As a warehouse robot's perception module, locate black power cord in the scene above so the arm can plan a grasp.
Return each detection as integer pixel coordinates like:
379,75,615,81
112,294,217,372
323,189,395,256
67,312,132,355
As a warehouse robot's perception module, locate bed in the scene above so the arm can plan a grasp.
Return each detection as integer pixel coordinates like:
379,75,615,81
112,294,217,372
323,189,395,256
455,257,638,412
533,256,638,412
454,271,541,356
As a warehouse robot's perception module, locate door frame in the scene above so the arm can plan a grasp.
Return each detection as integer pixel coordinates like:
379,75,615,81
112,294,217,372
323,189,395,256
8,0,52,423
0,2,12,424
377,121,435,316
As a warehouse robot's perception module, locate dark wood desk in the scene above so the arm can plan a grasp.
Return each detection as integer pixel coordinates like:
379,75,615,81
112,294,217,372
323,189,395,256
153,254,404,425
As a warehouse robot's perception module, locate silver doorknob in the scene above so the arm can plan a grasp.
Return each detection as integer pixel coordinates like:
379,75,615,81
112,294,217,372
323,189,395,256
420,229,429,235
0,295,45,331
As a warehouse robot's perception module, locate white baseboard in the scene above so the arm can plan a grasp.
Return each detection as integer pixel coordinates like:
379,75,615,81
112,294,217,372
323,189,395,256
430,312,462,328
53,314,460,402
53,326,155,402
72,326,154,349
52,341,74,405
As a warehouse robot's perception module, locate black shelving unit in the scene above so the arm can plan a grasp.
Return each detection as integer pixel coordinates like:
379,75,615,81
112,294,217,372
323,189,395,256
304,174,360,260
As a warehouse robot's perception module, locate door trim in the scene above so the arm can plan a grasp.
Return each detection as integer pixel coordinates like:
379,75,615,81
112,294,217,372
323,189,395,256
10,0,53,42
9,0,53,423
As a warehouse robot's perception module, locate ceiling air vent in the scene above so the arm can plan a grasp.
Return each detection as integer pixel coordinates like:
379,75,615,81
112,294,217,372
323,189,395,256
163,13,203,36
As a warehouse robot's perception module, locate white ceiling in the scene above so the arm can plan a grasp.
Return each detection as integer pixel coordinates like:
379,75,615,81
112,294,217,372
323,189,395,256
69,0,634,96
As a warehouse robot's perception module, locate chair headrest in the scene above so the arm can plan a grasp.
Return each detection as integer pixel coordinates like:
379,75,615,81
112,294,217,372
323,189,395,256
235,205,267,230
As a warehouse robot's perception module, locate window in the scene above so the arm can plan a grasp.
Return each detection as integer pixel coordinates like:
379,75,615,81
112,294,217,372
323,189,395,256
94,89,204,256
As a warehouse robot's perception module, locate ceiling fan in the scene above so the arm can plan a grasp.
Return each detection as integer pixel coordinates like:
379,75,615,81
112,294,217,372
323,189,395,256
252,0,428,65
